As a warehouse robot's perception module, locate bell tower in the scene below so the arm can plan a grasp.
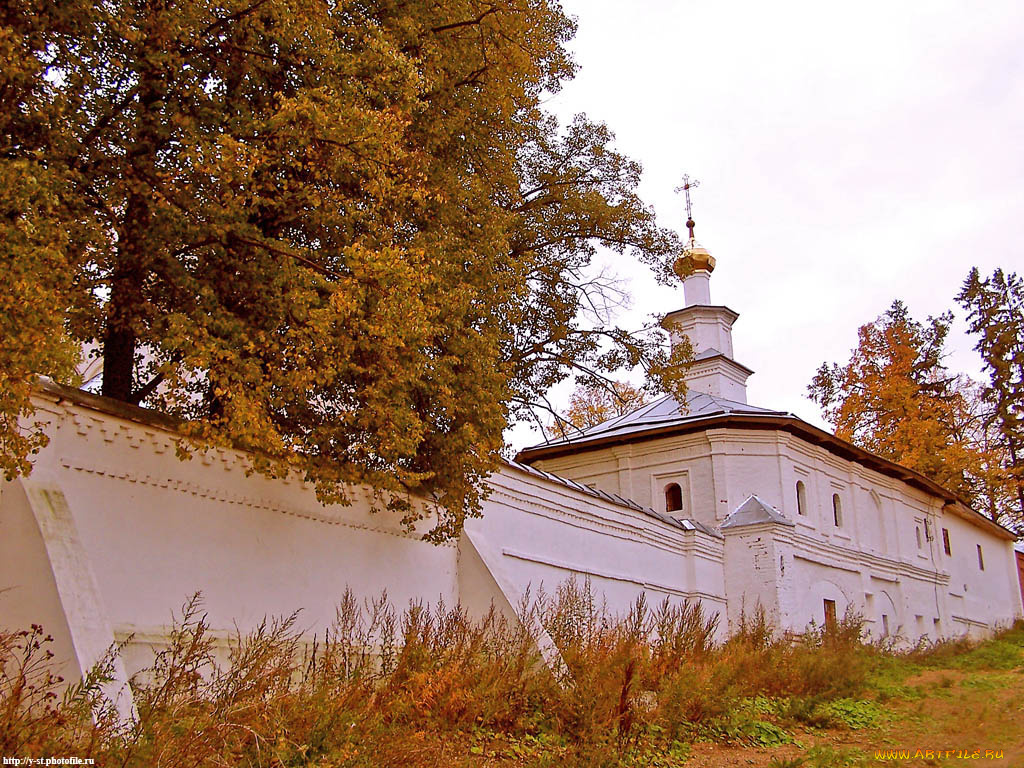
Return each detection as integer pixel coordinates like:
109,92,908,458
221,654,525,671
663,178,753,403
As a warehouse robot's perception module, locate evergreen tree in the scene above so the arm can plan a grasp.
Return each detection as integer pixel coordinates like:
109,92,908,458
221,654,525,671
958,268,1024,525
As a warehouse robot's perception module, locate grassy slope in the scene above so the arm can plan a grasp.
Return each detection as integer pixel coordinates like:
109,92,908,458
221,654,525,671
2,594,1021,767
688,627,1024,768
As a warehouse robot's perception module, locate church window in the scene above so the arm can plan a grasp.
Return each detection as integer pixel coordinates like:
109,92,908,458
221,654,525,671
796,481,807,515
665,483,683,513
977,544,984,571
832,494,843,527
942,528,951,556
823,599,837,630
915,525,922,549
881,614,890,636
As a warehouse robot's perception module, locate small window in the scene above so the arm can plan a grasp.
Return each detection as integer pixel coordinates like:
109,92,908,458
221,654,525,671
977,544,985,571
942,528,951,556
881,614,890,636
796,481,807,516
916,525,922,549
823,599,837,630
832,494,843,527
665,483,683,513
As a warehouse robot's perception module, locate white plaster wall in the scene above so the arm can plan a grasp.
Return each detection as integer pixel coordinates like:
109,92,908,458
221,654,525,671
6,382,1018,707
3,392,459,683
470,467,728,637
665,307,737,359
2,387,733,698
681,362,749,402
536,434,720,526
721,525,781,630
534,424,1022,641
791,559,858,629
0,480,79,674
939,510,1022,637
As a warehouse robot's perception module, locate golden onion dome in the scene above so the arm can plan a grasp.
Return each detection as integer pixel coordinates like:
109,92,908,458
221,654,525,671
673,244,715,279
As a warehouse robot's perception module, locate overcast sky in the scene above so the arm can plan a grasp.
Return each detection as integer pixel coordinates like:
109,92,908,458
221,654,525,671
510,0,1024,449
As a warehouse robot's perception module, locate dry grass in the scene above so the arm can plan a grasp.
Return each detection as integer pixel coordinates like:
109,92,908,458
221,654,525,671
2,582,1020,767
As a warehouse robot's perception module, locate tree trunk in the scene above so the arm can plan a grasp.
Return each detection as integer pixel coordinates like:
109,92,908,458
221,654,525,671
102,191,150,402
102,263,143,402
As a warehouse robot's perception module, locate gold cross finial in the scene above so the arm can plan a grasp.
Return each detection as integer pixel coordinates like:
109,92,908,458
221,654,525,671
674,174,700,242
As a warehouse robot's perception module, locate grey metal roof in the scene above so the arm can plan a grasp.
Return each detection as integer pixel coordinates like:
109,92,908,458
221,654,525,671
502,459,722,539
720,495,795,529
526,391,791,451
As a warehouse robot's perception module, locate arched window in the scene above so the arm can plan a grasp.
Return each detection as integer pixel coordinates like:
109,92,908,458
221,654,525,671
665,483,683,513
832,494,843,527
796,481,807,516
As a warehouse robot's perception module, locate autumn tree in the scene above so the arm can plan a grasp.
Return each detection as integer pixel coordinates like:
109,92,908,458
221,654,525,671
544,379,650,438
1,0,686,540
958,268,1024,522
807,300,1013,522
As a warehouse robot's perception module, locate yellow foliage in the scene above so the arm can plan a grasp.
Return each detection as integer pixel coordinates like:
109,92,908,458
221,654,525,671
809,300,1017,525
1,0,687,540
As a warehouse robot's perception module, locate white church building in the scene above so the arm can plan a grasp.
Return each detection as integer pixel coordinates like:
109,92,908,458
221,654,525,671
1,237,1021,704
513,240,1021,641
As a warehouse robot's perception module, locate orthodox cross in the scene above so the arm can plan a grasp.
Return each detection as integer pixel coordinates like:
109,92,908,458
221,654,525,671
675,174,700,242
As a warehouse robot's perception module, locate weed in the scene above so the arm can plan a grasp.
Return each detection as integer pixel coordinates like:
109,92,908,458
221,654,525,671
816,697,885,729
2,589,1019,766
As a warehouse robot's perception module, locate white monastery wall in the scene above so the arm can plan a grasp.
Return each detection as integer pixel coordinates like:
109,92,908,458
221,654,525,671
469,466,727,633
721,523,783,627
0,388,460,689
1,384,732,706
939,509,1020,638
2,378,1017,716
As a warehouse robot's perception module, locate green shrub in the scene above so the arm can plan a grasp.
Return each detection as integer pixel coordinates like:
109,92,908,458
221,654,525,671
816,697,884,729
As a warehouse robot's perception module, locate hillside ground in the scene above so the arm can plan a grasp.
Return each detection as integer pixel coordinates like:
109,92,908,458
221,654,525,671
2,591,1021,767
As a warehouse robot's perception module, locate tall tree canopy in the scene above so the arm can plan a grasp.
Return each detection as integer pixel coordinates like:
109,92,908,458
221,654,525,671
958,268,1024,522
1,0,686,540
809,300,1018,530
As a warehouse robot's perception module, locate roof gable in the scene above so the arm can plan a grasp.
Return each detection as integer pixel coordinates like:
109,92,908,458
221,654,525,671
531,391,788,450
720,495,795,529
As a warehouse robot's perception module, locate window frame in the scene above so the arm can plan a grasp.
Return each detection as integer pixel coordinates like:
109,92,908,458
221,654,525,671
832,493,843,528
665,483,683,514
